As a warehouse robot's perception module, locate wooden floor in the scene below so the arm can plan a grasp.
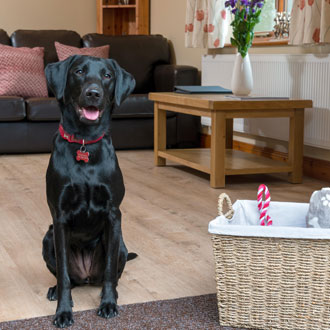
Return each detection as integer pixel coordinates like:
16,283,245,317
0,150,326,322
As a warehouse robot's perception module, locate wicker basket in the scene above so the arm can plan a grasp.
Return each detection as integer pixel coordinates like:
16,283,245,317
211,194,330,330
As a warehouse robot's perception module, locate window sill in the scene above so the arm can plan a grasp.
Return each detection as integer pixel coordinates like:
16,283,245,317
252,36,289,46
224,37,289,48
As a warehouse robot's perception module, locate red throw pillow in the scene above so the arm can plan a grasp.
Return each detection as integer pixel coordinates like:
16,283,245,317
55,41,110,61
0,44,48,98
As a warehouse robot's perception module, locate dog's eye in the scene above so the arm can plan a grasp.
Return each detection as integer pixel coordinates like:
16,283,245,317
75,69,83,75
104,73,111,79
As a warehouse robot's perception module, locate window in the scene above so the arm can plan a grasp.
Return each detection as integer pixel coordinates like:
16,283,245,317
276,0,293,12
255,0,293,33
223,0,293,46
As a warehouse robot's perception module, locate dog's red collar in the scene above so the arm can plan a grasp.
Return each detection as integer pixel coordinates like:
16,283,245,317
58,125,105,163
59,124,105,145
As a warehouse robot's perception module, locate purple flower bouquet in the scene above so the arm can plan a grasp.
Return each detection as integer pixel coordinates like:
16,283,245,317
225,0,264,57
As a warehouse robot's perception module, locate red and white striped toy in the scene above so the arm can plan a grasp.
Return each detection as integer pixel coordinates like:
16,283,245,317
257,184,273,226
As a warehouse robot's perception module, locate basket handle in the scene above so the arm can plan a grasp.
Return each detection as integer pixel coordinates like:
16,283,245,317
218,193,234,220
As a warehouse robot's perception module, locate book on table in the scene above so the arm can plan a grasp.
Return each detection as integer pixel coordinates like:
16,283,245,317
174,85,232,94
225,95,290,100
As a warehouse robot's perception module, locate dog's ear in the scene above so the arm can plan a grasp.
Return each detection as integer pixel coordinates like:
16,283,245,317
45,55,78,102
108,59,135,107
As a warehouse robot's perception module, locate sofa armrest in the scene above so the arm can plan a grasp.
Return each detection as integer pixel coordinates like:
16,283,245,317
154,64,199,92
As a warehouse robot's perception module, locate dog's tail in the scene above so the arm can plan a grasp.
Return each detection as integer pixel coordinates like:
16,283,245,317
127,252,138,261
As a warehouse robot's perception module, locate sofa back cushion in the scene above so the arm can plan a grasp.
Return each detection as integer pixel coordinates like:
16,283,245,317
0,29,10,45
82,34,170,93
55,41,110,61
11,30,81,65
0,44,48,98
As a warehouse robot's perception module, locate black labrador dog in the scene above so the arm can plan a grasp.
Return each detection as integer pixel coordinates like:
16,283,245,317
42,55,136,328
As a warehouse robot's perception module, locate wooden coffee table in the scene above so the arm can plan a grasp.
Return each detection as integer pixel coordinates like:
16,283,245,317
149,92,313,188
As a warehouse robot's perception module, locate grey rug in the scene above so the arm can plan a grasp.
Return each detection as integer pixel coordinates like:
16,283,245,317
0,294,246,329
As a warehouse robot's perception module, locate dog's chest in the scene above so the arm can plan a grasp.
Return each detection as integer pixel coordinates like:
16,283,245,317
47,146,125,228
60,183,111,227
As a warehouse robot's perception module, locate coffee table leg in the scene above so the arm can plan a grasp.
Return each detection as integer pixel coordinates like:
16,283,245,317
288,109,304,183
154,102,166,166
226,119,233,149
211,112,226,188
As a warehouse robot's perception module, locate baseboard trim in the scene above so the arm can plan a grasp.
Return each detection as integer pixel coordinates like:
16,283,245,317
201,134,330,182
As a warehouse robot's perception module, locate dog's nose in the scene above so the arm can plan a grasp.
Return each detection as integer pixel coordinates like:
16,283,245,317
85,87,102,99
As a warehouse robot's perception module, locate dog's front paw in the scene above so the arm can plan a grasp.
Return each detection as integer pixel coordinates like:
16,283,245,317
97,302,118,319
53,311,74,328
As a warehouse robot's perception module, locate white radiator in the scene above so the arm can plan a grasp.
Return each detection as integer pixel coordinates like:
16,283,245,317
202,54,330,150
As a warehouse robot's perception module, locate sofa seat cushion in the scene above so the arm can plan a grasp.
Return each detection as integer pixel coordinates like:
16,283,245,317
11,30,82,66
112,94,175,119
82,34,170,94
0,96,25,121
26,98,61,121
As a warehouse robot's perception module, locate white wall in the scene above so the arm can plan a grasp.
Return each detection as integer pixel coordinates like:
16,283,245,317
1,1,329,67
0,0,96,36
0,0,203,70
150,0,204,70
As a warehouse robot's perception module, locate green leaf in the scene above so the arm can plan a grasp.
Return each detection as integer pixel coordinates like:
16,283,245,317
233,30,239,40
237,21,247,33
240,8,245,19
246,32,251,45
240,51,247,58
230,38,239,47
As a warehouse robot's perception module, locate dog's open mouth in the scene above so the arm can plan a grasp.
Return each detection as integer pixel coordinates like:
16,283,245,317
78,106,103,122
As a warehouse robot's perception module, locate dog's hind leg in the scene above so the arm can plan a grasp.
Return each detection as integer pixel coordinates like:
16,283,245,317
46,285,75,307
42,225,57,277
117,236,129,280
42,225,60,302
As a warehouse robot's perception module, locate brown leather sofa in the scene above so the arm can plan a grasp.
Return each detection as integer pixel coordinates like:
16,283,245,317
0,29,200,153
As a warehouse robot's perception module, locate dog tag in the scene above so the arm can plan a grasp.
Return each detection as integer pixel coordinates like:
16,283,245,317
76,149,89,163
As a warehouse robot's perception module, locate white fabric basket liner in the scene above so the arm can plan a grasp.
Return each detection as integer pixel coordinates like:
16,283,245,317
208,200,330,239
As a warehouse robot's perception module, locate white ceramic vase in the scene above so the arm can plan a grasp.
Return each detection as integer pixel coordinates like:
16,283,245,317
231,52,253,96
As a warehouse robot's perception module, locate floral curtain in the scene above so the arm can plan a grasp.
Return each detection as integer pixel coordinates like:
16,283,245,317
185,0,230,48
289,0,330,44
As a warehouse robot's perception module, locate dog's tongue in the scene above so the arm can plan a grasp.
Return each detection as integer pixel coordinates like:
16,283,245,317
82,108,99,121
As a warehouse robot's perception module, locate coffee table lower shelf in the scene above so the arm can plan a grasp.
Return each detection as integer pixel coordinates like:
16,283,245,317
157,148,292,176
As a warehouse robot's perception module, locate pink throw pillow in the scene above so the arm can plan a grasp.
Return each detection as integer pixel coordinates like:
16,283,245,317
55,41,110,61
0,44,48,98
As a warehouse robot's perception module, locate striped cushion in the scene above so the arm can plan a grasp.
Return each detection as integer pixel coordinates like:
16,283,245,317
55,41,109,61
0,44,48,98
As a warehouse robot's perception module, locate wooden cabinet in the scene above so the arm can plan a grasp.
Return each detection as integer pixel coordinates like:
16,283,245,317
96,0,149,35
